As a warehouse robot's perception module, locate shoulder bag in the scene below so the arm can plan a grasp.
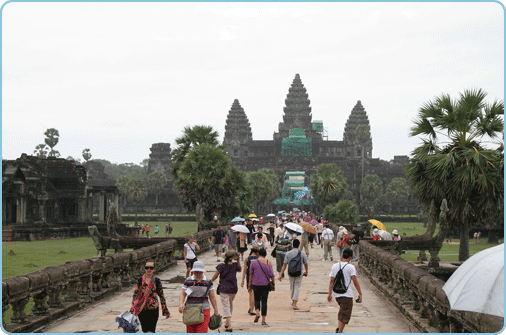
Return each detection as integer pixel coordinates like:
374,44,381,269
256,260,275,291
187,242,198,261
182,283,211,325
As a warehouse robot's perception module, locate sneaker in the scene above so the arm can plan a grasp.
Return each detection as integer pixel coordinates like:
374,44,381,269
322,259,327,261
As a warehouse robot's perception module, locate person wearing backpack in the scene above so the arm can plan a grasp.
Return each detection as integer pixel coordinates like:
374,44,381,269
327,249,362,333
278,239,308,310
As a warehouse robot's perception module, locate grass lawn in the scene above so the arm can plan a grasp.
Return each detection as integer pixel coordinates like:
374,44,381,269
132,221,198,237
378,221,503,262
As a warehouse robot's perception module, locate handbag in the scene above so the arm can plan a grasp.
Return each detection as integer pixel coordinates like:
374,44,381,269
270,248,276,258
256,260,275,291
182,282,211,325
337,240,343,247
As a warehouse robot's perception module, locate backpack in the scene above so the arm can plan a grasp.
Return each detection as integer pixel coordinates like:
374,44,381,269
287,250,302,277
332,262,351,294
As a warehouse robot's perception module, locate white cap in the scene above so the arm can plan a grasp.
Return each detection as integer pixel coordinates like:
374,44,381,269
393,230,399,235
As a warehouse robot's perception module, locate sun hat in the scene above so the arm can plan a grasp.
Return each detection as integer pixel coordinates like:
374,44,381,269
222,250,239,260
373,228,379,235
208,314,222,330
190,261,206,273
339,226,344,232
342,228,348,235
392,230,399,235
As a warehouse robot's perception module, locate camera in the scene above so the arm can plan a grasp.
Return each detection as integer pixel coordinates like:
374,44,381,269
355,297,361,303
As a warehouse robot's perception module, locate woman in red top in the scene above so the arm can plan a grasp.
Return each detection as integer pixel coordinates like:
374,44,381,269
130,260,170,333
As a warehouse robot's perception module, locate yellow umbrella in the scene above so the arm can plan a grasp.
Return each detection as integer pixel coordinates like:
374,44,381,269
368,219,386,231
248,214,257,218
298,221,316,234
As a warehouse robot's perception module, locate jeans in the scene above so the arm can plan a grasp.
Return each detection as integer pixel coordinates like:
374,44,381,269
252,285,270,316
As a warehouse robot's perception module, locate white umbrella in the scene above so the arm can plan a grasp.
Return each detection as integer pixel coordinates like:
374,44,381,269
267,213,276,217
231,225,250,233
442,243,504,317
284,222,303,234
378,230,392,241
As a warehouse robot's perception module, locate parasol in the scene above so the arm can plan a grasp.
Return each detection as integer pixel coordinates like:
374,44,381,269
231,217,245,222
298,222,316,234
309,220,319,226
249,213,257,218
231,225,250,233
368,219,386,231
284,222,304,234
267,213,276,217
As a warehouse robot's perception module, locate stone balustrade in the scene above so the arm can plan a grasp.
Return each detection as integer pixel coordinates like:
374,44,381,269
358,239,503,333
2,230,212,333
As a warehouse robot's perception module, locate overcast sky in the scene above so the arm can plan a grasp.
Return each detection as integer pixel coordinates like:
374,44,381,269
2,2,504,165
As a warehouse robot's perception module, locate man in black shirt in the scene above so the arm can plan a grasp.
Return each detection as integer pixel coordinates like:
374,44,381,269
350,225,364,262
213,225,225,262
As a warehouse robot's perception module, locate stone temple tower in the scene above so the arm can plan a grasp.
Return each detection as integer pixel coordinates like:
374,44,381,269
223,99,252,158
343,100,373,158
275,74,321,142
148,143,173,181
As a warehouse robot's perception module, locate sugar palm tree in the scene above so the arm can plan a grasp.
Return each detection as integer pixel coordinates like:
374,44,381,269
310,164,349,212
406,88,503,261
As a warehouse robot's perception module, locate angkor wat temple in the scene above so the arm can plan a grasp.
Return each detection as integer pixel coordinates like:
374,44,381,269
148,73,415,211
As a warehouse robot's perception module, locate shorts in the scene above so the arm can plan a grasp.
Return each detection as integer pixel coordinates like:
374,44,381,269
214,244,223,253
186,258,197,269
335,297,353,324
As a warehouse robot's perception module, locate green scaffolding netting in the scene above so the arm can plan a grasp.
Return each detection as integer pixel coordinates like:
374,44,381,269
285,171,305,177
289,128,306,138
281,137,312,157
285,180,304,188
312,121,323,132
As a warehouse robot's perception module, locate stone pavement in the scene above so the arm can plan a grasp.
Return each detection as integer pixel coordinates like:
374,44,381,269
43,244,418,333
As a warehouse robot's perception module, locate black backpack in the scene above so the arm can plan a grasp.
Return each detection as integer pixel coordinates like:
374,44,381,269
332,262,351,294
288,250,302,277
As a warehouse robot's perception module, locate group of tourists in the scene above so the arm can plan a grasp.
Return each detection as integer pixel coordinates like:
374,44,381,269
130,213,370,333
139,224,173,237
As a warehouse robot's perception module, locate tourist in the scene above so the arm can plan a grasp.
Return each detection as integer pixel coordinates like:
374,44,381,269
308,232,315,249
336,226,345,256
341,229,350,251
350,225,364,261
130,260,170,333
179,261,219,333
393,230,402,241
213,225,225,262
300,230,310,256
154,225,159,236
273,234,292,275
278,239,308,310
241,246,260,316
246,220,255,244
267,221,276,246
141,224,145,236
227,223,237,251
321,224,334,261
327,249,362,333
252,232,266,249
184,235,200,278
211,250,241,332
145,225,150,237
165,224,169,237
274,223,283,243
237,231,248,261
168,224,173,236
248,248,275,326
255,226,269,246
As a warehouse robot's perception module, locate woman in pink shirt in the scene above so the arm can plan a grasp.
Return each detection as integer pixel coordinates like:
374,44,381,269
247,248,275,326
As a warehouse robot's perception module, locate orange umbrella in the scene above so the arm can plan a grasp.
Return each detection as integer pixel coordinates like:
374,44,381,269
298,221,316,234
368,219,386,231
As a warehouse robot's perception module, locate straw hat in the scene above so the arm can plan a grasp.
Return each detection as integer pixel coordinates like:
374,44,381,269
339,226,345,232
373,228,379,235
190,261,206,273
342,228,348,235
392,230,399,235
222,250,239,260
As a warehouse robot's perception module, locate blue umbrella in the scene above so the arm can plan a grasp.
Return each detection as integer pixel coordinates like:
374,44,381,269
277,211,283,214
231,217,244,222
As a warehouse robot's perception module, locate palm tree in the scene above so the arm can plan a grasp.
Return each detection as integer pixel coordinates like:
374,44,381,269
359,174,383,217
406,88,504,261
310,164,349,212
126,178,147,226
44,128,60,158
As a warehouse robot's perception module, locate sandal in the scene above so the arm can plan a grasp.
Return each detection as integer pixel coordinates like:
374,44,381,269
262,322,268,326
254,315,260,323
225,328,233,332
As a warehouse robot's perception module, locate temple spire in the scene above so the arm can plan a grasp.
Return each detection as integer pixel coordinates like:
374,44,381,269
223,99,252,157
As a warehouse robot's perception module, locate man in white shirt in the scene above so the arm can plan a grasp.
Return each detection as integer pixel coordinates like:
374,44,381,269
327,249,363,333
316,221,324,247
321,225,335,261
